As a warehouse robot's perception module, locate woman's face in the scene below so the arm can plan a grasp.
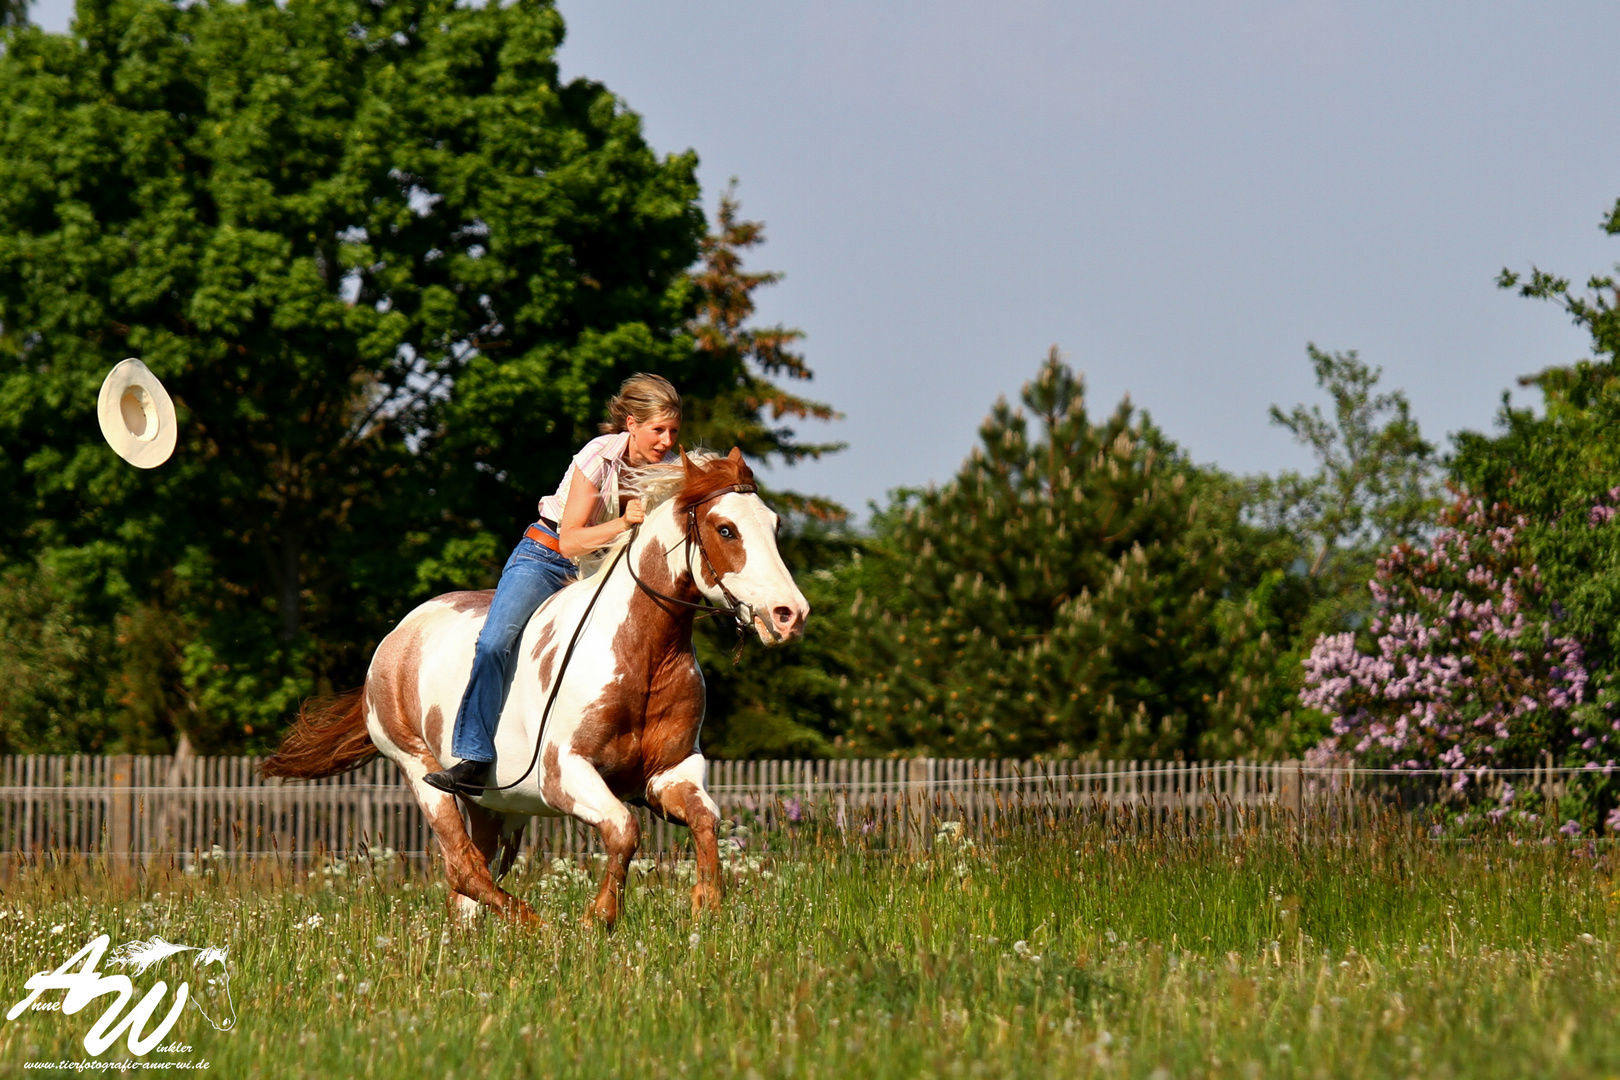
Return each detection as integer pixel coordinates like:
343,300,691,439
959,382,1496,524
625,412,680,466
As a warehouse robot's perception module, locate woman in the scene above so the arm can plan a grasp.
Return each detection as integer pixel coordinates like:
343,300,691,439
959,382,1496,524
424,373,683,796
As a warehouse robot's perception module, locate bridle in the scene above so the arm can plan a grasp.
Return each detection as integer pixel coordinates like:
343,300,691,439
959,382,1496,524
623,482,779,651
467,482,769,795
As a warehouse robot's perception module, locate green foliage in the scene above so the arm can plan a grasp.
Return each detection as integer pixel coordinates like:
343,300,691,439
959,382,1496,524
1301,198,1620,780
1263,345,1439,570
829,349,1292,759
659,187,852,759
0,0,743,752
1452,241,1620,676
1249,345,1441,639
694,513,865,760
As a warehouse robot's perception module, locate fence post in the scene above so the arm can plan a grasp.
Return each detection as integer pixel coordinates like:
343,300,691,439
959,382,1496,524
109,754,134,866
1279,759,1303,827
906,757,933,852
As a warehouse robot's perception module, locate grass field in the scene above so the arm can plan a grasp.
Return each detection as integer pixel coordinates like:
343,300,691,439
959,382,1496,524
2,811,1619,1078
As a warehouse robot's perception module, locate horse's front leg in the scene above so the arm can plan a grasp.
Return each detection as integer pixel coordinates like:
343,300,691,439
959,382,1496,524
544,748,640,927
648,754,723,915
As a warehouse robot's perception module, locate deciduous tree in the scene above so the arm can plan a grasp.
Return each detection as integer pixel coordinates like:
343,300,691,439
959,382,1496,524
0,0,769,752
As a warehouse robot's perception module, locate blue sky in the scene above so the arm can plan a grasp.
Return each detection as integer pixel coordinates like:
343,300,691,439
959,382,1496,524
30,0,1620,516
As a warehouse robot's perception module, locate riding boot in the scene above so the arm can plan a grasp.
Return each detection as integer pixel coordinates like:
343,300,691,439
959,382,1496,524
423,759,491,796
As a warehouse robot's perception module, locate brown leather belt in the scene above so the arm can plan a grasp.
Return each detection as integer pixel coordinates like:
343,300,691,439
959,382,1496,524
524,523,563,554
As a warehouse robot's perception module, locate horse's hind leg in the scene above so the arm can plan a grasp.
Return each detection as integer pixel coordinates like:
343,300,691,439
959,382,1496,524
406,775,539,927
455,804,530,919
648,754,723,915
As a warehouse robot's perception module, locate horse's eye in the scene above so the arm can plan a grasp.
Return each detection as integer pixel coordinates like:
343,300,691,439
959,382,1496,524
718,525,735,540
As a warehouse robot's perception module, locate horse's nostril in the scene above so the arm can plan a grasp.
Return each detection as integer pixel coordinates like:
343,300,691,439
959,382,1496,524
773,606,795,626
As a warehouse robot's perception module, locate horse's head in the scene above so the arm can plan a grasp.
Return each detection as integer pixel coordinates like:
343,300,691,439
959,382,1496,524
676,448,809,644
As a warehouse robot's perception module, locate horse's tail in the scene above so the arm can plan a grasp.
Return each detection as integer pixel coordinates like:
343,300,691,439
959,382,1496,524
260,687,378,780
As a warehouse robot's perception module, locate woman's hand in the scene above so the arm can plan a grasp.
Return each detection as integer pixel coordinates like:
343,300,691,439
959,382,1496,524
622,498,646,528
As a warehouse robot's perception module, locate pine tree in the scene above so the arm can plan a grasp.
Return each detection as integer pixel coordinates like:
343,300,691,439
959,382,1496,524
837,348,1291,759
678,187,855,756
681,184,844,520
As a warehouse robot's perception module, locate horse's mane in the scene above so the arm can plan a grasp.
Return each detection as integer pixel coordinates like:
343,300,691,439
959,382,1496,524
573,449,755,580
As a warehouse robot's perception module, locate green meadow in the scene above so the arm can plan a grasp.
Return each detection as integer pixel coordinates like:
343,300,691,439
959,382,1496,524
2,815,1618,1079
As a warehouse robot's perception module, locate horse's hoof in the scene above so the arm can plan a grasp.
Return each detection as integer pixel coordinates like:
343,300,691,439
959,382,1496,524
508,903,543,929
580,902,619,929
689,883,722,916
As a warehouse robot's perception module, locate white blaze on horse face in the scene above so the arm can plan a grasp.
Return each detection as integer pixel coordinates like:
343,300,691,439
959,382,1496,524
703,493,810,644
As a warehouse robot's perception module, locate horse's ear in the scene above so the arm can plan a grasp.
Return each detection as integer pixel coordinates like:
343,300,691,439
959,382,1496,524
682,448,703,478
727,447,744,464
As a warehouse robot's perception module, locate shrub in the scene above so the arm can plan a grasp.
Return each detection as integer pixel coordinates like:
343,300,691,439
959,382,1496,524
1301,496,1616,780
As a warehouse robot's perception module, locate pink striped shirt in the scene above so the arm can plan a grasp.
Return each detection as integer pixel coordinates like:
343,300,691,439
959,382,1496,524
537,433,676,529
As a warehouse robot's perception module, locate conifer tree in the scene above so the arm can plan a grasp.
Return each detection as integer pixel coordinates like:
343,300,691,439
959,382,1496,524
838,349,1290,759
681,185,844,519
677,189,853,757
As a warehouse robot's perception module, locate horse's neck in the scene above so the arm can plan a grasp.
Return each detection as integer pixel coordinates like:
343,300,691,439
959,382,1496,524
614,503,702,656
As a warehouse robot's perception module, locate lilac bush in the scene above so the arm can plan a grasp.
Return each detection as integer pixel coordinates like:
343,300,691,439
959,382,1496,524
1302,497,1615,779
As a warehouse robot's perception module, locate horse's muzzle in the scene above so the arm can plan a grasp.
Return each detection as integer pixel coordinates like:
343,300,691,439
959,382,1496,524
755,600,808,645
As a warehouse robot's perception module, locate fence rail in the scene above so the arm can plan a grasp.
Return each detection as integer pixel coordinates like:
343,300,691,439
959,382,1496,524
0,754,1588,867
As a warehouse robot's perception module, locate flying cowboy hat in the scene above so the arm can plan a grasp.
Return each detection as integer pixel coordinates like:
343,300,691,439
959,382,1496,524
97,358,177,469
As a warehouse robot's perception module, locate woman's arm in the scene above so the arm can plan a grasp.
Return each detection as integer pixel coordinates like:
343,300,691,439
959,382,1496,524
556,466,644,560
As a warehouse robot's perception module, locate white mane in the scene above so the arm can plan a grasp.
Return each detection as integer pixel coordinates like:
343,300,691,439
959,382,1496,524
574,450,724,580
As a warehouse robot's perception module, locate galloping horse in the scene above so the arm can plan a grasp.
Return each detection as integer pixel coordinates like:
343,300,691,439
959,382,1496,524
261,449,809,926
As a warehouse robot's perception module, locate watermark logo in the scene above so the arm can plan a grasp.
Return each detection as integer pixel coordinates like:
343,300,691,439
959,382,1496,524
6,934,235,1058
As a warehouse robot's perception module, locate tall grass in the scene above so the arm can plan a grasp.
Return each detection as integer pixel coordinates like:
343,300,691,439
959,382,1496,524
1,810,1617,1078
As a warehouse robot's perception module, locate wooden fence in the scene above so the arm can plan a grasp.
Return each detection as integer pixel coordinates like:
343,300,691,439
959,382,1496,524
0,754,1587,867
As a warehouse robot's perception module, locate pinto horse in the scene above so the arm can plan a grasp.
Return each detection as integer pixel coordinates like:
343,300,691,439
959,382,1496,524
261,449,808,926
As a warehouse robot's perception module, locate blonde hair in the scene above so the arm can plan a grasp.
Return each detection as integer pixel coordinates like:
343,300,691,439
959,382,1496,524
601,373,681,435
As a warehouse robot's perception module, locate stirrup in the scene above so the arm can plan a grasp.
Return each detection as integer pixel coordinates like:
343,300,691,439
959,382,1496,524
424,758,490,796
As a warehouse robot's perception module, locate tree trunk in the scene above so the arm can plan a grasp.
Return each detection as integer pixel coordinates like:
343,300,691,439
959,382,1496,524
277,527,303,643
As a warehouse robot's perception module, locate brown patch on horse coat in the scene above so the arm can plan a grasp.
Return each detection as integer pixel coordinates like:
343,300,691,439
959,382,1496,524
441,590,495,615
567,533,707,796
541,744,576,814
694,511,748,588
650,779,723,914
367,598,539,926
423,704,445,755
529,620,557,664
369,622,438,767
679,451,752,588
564,453,767,794
673,447,756,515
531,620,559,687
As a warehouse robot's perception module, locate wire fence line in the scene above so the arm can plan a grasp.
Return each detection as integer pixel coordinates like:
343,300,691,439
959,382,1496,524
0,753,1587,868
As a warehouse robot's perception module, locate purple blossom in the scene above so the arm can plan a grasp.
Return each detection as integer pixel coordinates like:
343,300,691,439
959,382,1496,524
1304,496,1602,774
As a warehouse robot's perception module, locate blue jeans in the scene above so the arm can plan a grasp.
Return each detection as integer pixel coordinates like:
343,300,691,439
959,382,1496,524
450,524,575,763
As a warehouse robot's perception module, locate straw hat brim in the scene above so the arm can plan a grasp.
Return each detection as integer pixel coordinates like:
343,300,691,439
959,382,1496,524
97,358,177,469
